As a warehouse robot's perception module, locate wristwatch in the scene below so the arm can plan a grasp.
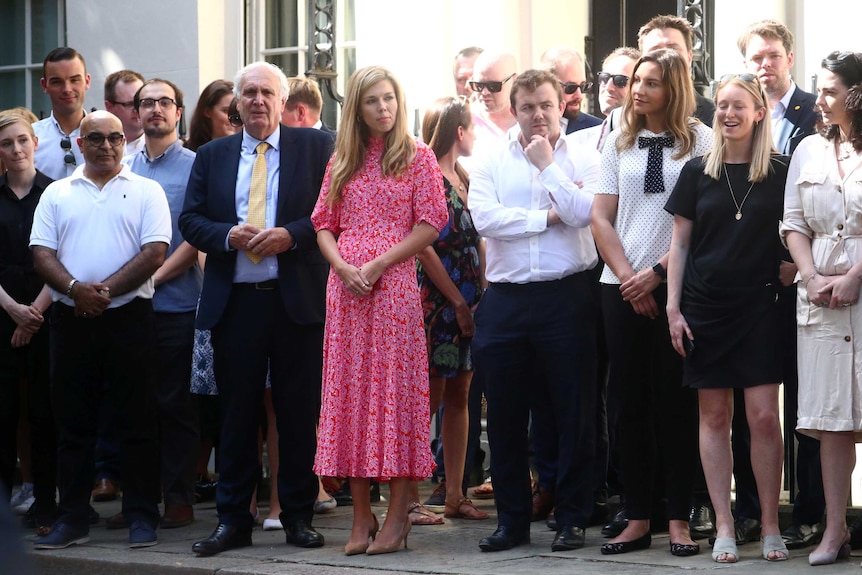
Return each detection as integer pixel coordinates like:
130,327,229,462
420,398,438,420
652,262,667,280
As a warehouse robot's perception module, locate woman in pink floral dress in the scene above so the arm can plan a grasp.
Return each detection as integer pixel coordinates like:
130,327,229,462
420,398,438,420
312,66,448,556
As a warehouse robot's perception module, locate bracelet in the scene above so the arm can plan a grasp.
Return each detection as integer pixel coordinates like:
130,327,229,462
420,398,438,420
804,272,818,285
65,278,78,296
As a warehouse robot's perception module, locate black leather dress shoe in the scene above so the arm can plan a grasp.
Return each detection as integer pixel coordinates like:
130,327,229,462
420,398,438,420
600,532,651,555
781,522,823,550
734,516,761,545
850,516,862,550
478,526,530,552
552,525,586,551
688,504,715,540
283,518,324,548
601,505,627,538
192,523,252,556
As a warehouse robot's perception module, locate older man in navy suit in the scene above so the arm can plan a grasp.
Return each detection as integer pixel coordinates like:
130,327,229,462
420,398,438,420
179,61,333,556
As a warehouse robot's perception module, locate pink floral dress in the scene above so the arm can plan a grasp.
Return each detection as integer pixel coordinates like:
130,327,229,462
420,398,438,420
311,138,448,479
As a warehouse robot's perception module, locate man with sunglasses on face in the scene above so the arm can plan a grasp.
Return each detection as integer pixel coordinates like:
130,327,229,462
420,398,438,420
29,111,171,550
32,47,90,180
465,51,519,167
540,47,602,135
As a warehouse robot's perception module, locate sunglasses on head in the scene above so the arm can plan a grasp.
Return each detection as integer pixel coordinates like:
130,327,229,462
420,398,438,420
468,73,516,94
560,81,593,95
719,73,759,83
597,73,629,88
60,136,76,166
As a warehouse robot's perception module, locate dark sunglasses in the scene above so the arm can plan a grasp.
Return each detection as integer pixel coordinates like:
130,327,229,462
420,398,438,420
60,136,76,165
597,73,629,88
468,73,515,94
560,81,593,95
80,132,125,147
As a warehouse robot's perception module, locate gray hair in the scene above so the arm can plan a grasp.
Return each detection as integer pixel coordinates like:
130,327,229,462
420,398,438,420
234,61,290,102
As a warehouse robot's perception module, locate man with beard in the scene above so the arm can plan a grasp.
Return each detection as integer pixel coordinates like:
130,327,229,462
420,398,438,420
102,79,201,531
30,111,171,549
540,47,602,134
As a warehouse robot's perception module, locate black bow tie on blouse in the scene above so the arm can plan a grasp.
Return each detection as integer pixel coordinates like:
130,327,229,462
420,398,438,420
638,135,675,193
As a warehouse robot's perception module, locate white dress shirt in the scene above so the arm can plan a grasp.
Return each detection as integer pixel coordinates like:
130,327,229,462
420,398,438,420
470,135,600,284
32,112,85,181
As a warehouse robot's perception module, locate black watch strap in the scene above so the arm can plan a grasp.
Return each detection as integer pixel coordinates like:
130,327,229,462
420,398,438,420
652,262,667,279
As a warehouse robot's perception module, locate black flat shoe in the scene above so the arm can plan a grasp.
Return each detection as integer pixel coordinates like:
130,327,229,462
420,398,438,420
192,523,252,556
478,526,530,552
600,532,651,555
552,525,585,551
670,541,700,556
283,518,324,548
601,505,627,538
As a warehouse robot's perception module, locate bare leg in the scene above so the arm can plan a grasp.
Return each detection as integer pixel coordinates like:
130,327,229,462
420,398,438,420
810,431,855,558
263,388,281,520
668,519,696,546
698,388,735,559
375,477,412,548
346,477,376,549
743,386,783,535
609,518,650,543
441,372,471,504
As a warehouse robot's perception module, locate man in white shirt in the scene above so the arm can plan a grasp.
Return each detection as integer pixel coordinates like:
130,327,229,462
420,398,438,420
104,69,145,156
32,47,90,180
30,111,171,551
471,69,601,553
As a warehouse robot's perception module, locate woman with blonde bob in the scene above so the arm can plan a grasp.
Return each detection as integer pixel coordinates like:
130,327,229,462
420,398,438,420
591,48,711,558
312,66,448,556
416,96,488,521
665,74,789,563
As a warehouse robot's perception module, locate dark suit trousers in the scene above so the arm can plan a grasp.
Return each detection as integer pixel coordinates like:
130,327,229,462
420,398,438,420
601,284,697,522
154,311,198,506
50,300,160,529
211,283,322,530
474,273,597,530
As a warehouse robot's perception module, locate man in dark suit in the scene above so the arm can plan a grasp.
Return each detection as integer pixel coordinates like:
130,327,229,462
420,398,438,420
540,47,602,135
736,19,821,551
179,61,333,556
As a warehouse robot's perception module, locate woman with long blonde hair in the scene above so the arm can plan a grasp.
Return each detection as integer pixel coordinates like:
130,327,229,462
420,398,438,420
312,66,448,556
666,74,788,563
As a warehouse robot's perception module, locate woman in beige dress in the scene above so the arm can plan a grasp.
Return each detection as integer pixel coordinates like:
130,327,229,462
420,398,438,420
782,50,862,566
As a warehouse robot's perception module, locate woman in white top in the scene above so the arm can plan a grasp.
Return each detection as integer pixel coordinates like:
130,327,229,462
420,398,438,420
591,48,712,558
782,50,862,566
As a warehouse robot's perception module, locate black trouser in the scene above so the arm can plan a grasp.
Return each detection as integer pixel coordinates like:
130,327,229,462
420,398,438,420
50,299,160,529
210,284,322,530
602,284,697,522
474,273,597,530
0,321,56,512
154,311,199,506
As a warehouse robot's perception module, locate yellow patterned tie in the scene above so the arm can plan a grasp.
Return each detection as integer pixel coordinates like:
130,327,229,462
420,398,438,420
246,141,270,264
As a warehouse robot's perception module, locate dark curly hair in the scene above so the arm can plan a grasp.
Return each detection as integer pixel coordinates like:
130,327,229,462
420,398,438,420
817,51,862,151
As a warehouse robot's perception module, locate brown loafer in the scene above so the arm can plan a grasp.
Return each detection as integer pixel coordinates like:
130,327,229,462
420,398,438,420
531,486,554,521
160,504,194,529
92,478,120,502
106,511,128,530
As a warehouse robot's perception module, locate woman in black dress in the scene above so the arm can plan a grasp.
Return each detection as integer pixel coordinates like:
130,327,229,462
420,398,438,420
665,75,788,563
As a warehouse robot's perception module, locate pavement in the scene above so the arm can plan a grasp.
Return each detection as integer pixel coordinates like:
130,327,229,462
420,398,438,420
14,482,861,575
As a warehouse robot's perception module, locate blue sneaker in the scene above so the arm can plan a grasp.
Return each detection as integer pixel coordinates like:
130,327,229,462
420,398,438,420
129,520,158,548
33,523,89,549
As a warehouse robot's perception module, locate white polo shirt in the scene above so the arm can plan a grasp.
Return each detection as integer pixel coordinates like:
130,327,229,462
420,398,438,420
30,164,172,308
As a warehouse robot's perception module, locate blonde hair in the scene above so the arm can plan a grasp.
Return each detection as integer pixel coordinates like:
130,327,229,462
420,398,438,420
617,49,699,159
327,66,415,205
704,76,775,182
0,109,37,136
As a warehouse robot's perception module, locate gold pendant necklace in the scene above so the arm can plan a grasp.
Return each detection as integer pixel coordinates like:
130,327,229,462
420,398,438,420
724,164,755,221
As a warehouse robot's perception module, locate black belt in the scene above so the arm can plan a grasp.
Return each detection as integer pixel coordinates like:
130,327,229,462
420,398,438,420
237,280,278,290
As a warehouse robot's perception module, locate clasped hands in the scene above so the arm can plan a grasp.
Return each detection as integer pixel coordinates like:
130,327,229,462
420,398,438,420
806,272,860,309
7,302,44,348
72,282,111,319
336,259,385,297
230,224,294,258
619,267,663,319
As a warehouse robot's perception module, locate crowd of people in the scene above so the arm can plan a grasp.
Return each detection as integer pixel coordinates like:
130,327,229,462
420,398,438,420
2,11,862,568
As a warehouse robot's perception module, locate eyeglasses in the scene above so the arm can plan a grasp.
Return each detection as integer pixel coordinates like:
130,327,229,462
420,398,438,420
110,100,136,110
468,73,516,94
60,136,76,165
719,73,759,84
597,73,629,88
139,97,177,110
560,81,594,95
80,132,125,147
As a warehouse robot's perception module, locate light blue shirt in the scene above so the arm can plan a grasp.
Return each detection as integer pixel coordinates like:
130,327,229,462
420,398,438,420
126,140,202,312
232,128,281,283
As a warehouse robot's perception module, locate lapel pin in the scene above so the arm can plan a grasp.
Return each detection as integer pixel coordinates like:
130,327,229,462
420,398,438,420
794,105,801,110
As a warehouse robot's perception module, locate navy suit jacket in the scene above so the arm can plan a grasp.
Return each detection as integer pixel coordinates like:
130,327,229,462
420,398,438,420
566,112,602,134
784,87,818,155
179,125,334,330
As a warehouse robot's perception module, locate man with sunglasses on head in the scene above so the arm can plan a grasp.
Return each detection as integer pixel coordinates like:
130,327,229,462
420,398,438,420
105,70,145,156
32,47,90,180
540,47,602,135
29,111,171,550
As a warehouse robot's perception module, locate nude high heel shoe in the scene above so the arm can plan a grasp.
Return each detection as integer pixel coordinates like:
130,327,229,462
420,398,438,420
366,520,410,555
344,514,379,556
809,532,850,566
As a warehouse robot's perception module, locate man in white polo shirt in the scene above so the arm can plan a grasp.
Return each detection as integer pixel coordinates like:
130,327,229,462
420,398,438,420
29,111,171,551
